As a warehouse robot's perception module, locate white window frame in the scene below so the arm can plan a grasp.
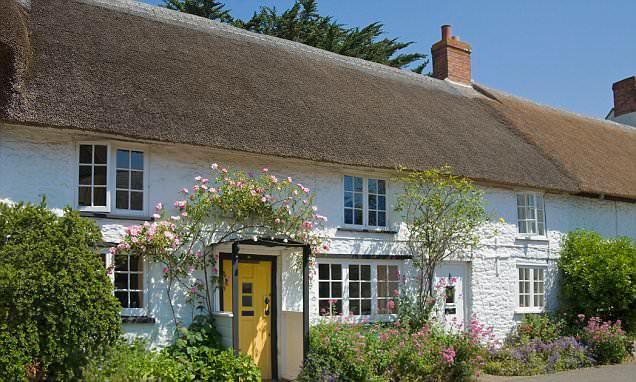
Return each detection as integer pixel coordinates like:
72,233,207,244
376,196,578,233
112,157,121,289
76,142,112,213
112,145,149,216
342,175,388,229
104,250,147,317
76,142,149,216
516,192,546,237
316,259,401,321
516,265,546,314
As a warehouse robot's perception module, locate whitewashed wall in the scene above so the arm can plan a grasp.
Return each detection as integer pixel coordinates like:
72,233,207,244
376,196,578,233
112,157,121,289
2,123,635,345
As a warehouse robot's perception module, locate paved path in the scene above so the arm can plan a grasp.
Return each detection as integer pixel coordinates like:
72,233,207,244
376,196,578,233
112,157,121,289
480,362,636,382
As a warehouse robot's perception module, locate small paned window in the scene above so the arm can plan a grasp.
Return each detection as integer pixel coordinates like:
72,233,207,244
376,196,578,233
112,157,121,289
78,144,108,208
517,193,545,235
114,253,143,309
518,267,545,309
115,149,144,211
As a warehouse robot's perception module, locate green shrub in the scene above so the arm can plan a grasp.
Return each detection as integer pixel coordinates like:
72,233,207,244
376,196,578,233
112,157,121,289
514,314,565,344
0,201,121,381
558,230,636,332
299,320,487,382
83,315,260,382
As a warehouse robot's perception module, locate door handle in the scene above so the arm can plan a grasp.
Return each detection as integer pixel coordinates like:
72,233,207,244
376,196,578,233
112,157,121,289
264,296,270,316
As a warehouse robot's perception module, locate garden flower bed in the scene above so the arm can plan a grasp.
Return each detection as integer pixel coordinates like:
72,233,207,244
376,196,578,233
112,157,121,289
484,314,633,377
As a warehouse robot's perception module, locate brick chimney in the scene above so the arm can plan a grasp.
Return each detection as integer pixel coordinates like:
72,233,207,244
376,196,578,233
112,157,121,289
431,25,472,84
612,76,636,117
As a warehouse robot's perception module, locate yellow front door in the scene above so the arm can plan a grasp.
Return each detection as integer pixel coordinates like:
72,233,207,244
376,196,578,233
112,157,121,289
223,260,272,379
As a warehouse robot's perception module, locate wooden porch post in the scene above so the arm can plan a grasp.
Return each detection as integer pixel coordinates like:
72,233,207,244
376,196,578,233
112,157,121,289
302,244,311,362
232,241,240,355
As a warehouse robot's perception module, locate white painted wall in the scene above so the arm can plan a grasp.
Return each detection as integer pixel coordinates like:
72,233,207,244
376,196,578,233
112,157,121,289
608,109,636,129
2,123,635,348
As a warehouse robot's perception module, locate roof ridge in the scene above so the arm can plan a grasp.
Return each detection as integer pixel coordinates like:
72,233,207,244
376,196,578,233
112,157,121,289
79,0,480,98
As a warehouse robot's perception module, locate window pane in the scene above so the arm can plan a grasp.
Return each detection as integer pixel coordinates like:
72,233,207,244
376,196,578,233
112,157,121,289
518,207,526,220
378,196,386,211
334,300,342,315
361,300,371,315
129,255,142,272
130,291,143,308
115,254,129,271
350,300,360,315
361,265,371,280
131,151,144,170
331,265,342,280
79,166,92,185
344,209,353,224
117,149,130,169
350,282,359,298
116,190,129,210
94,145,107,164
115,291,128,307
378,283,388,297
354,177,363,192
378,212,386,227
378,299,387,313
350,265,359,280
130,273,142,290
319,300,330,316
319,282,330,298
242,296,253,307
114,272,128,289
388,266,399,281
344,192,353,208
354,193,363,209
377,180,386,195
130,192,143,211
361,282,371,298
368,194,377,210
131,171,143,190
368,179,377,193
519,221,527,234
354,209,363,225
318,264,330,280
93,187,106,207
331,282,342,298
93,165,107,186
368,211,376,226
389,282,399,296
116,170,129,189
79,145,93,164
344,176,353,191
78,187,91,206
378,265,387,281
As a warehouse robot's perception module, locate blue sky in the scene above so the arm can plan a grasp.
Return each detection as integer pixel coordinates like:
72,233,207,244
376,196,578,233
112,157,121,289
142,0,635,118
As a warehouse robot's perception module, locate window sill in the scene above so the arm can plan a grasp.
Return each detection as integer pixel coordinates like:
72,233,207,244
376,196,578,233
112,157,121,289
515,307,545,315
337,226,397,234
515,235,549,242
80,211,152,221
121,315,156,324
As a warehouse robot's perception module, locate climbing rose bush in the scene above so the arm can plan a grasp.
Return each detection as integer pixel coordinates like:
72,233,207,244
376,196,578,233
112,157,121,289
111,165,327,324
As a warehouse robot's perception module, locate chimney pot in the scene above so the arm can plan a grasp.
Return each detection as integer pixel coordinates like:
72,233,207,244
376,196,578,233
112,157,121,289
441,25,452,40
432,25,472,84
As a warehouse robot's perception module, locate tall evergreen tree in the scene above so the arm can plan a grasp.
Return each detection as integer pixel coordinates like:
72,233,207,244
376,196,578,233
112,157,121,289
164,0,233,23
164,0,428,73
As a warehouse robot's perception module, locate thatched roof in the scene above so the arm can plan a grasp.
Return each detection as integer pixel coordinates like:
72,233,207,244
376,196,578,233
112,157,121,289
1,0,635,199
